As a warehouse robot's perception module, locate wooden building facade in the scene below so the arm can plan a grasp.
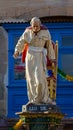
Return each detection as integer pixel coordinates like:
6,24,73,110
0,16,73,118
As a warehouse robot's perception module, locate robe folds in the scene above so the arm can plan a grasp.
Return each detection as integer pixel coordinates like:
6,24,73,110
15,25,55,104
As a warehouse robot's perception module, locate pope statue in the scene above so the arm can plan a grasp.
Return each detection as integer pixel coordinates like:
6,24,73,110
13,17,56,105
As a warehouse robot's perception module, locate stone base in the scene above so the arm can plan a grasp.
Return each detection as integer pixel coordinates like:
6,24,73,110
16,103,65,130
16,112,64,130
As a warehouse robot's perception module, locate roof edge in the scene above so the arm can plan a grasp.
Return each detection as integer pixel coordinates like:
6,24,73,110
0,16,73,23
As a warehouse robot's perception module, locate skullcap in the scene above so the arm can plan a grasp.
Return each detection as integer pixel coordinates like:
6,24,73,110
30,17,41,25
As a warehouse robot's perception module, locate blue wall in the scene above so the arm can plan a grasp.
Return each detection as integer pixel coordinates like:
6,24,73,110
2,22,73,118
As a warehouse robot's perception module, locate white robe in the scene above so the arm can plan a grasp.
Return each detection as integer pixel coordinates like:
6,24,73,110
15,26,55,104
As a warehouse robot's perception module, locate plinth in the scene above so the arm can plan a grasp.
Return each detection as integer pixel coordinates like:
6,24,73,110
16,103,65,130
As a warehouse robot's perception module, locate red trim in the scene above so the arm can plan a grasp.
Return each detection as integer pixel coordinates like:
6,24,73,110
40,25,47,30
22,44,29,63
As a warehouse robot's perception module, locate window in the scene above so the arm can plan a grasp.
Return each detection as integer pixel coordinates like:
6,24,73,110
62,36,73,46
58,32,73,83
14,56,25,80
61,54,73,76
14,35,26,80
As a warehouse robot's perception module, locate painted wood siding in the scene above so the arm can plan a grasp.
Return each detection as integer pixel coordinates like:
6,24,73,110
2,22,73,117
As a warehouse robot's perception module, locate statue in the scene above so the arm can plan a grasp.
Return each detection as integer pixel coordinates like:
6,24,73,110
14,18,65,130
13,17,56,105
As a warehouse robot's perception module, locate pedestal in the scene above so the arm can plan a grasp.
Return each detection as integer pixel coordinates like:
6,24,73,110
16,104,65,130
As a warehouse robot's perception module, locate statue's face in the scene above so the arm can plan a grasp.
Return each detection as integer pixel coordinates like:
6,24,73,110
31,22,40,32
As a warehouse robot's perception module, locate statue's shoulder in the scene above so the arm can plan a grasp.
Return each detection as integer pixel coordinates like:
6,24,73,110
24,26,32,33
26,26,32,30
40,25,48,30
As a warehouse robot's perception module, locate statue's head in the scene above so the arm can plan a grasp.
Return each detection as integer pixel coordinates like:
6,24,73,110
30,17,41,32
